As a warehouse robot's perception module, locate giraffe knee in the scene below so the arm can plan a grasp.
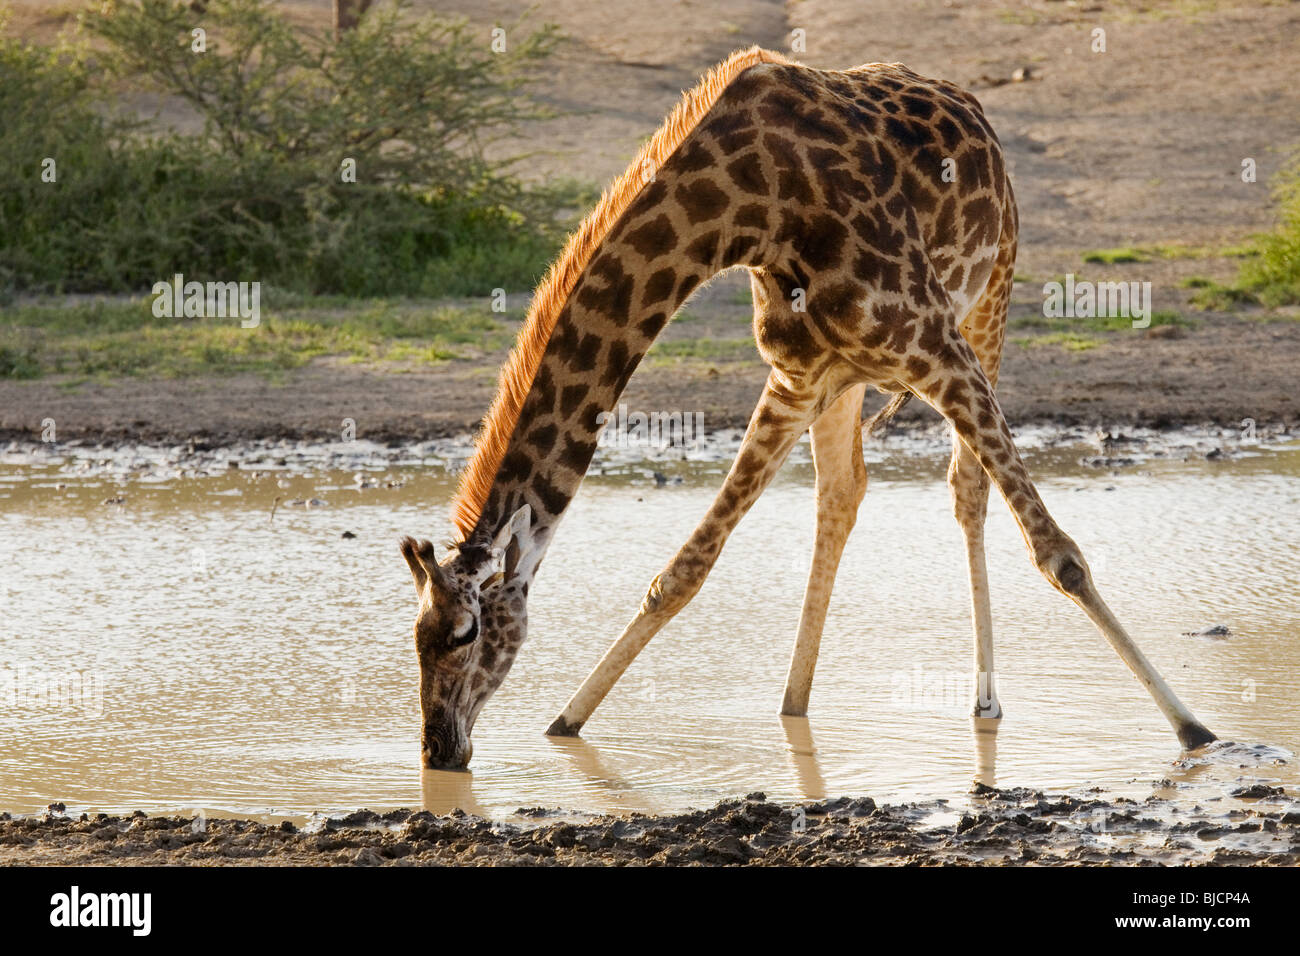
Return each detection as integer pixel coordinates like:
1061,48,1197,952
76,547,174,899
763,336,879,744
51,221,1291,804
1035,544,1091,598
1055,558,1088,597
640,565,701,617
640,573,671,614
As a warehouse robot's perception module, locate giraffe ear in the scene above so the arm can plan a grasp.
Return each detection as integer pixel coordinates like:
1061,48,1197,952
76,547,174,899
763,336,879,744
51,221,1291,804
492,504,532,549
490,504,533,578
399,537,441,596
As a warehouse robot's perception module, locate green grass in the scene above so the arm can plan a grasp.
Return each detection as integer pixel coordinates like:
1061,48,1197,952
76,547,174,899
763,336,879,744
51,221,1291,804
1233,169,1300,306
1012,332,1105,352
1079,243,1219,265
1010,308,1195,334
0,299,521,380
1181,277,1260,311
1081,248,1146,265
1010,307,1196,351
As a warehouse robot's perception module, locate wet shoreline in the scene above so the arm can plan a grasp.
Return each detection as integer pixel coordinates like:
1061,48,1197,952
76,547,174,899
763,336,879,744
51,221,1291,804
3,783,1297,866
3,419,1295,480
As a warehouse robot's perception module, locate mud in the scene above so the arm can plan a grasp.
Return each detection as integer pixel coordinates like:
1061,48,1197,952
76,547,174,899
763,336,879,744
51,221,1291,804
3,415,1291,489
3,785,1296,866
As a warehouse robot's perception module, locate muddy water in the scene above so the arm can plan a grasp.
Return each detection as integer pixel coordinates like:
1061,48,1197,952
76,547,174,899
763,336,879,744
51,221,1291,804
0,429,1297,824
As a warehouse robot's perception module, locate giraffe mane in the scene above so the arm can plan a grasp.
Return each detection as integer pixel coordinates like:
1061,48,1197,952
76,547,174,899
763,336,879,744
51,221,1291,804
449,45,792,542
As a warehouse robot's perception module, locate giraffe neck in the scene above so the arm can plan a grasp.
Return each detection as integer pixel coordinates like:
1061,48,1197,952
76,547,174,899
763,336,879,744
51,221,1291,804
469,184,743,575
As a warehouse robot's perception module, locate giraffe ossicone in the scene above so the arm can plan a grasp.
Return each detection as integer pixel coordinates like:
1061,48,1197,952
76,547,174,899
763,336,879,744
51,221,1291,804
399,46,1215,770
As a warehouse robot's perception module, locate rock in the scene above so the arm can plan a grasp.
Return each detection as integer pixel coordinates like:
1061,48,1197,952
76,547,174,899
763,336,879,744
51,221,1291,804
1228,784,1284,799
1182,624,1232,639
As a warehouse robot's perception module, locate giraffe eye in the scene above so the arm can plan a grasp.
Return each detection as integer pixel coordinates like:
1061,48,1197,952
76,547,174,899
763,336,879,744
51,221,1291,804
449,617,479,648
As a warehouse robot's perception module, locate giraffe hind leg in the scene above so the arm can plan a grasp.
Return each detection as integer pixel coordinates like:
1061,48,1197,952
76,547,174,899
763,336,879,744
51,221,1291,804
949,440,1000,719
949,221,1014,722
885,288,1215,749
780,382,868,717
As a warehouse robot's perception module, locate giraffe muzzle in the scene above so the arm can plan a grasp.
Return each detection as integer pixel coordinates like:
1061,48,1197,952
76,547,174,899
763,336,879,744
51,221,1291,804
421,722,473,770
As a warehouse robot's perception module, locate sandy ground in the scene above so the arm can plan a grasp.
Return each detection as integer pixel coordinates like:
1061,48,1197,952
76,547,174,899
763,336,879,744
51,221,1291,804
3,787,1297,866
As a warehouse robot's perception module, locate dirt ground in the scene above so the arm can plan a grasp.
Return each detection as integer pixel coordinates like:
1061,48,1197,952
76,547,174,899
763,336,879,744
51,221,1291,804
3,0,1298,446
3,303,1299,446
3,788,1296,866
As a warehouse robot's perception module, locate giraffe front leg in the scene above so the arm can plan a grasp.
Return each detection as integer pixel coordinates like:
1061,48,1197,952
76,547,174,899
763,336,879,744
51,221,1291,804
546,372,822,737
914,337,1216,750
780,383,867,717
949,440,1001,720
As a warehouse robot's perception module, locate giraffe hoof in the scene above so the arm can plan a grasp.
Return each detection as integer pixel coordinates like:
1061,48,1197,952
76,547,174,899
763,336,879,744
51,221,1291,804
1177,721,1217,750
545,716,583,737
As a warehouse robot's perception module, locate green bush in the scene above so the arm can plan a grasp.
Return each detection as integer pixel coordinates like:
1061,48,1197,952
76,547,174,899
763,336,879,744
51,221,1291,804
0,0,578,297
1236,154,1300,306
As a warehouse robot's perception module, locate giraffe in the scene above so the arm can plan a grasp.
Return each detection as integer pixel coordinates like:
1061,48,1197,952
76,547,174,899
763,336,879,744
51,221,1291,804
399,47,1216,769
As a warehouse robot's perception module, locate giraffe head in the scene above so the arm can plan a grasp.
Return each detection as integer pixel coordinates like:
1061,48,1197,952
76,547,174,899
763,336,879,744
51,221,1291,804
399,505,534,769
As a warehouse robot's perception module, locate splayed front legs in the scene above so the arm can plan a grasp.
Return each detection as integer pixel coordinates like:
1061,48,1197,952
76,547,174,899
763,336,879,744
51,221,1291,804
546,372,821,737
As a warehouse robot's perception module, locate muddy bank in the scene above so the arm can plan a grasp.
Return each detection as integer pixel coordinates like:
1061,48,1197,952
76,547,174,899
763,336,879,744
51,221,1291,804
2,313,1298,448
2,786,1296,866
